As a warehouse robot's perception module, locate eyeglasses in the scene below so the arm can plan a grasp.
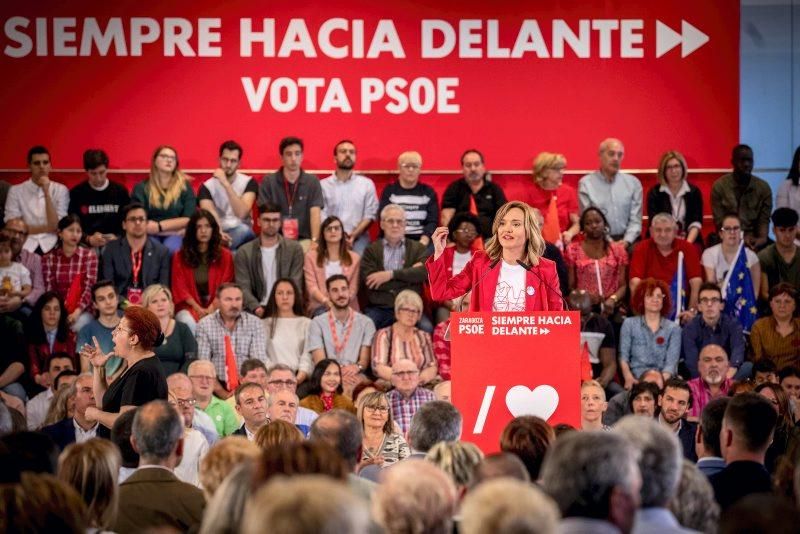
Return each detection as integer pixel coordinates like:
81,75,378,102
112,325,132,335
174,398,196,407
397,307,421,315
392,370,419,377
720,226,741,233
698,297,722,305
364,405,389,413
268,379,297,387
126,216,146,223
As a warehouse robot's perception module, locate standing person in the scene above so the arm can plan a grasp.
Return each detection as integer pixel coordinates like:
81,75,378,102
80,306,169,437
234,203,304,318
358,390,410,469
76,281,124,378
646,151,704,245
26,292,75,388
379,151,439,247
197,140,258,250
578,138,642,248
304,216,361,315
523,152,580,245
41,214,98,333
299,359,355,414
131,145,197,254
702,213,760,296
101,203,171,306
711,144,773,250
319,139,379,255
776,146,800,220
142,285,197,376
263,278,313,383
749,283,800,369
440,149,507,239
428,201,564,312
259,136,324,249
0,218,45,316
4,145,69,254
171,209,234,335
68,149,131,249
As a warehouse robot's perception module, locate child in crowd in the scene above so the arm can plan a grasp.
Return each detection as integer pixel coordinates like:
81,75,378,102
0,234,31,299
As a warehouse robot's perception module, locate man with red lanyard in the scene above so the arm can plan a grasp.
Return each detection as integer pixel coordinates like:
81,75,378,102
307,274,375,396
101,203,171,306
258,136,324,251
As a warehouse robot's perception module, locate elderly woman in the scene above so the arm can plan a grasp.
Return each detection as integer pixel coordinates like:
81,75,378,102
57,438,121,531
41,214,98,333
299,359,355,414
564,207,628,314
646,151,704,245
263,279,313,383
619,278,681,389
522,152,580,244
81,306,168,436
358,391,410,469
142,284,197,375
701,213,760,296
750,283,800,370
371,289,437,385
132,145,197,254
304,216,360,315
171,209,234,334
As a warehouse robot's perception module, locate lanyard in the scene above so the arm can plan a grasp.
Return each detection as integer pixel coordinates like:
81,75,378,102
283,176,299,216
329,308,354,358
131,250,143,286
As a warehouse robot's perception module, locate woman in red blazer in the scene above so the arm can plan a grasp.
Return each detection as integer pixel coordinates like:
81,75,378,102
427,201,564,312
171,209,234,332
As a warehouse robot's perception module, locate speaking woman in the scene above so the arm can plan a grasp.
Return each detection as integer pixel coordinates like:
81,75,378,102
427,200,563,311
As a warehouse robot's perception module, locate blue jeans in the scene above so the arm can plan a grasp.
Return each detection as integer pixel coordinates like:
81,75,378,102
225,223,256,250
364,306,433,333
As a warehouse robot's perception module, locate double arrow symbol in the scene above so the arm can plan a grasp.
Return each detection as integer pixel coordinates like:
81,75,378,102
656,20,710,58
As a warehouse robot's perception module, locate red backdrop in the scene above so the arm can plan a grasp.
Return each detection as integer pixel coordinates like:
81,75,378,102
0,0,738,171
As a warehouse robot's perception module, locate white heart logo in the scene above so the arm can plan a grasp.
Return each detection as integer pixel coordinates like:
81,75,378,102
505,385,560,420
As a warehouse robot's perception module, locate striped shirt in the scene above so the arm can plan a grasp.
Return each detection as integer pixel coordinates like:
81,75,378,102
197,311,268,382
388,387,436,435
750,317,800,370
687,377,733,418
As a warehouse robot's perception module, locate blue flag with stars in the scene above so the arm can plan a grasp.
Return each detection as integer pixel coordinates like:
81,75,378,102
668,252,687,322
723,243,758,333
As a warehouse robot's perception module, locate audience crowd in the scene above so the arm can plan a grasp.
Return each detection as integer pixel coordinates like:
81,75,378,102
0,139,799,533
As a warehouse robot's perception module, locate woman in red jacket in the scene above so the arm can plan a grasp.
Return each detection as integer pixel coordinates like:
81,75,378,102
171,209,234,333
427,201,564,312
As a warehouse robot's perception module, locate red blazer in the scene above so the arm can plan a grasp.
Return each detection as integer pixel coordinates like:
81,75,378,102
426,250,564,312
171,248,234,320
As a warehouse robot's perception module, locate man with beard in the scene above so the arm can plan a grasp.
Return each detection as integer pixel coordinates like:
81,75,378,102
198,140,258,250
0,218,44,316
657,377,697,461
440,149,507,239
319,140,379,255
687,344,732,419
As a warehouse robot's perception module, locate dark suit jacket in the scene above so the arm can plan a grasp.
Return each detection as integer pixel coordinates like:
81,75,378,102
101,237,171,298
646,183,704,236
115,466,205,534
678,420,698,462
40,418,76,451
709,460,772,511
232,424,247,437
360,238,428,308
234,236,305,311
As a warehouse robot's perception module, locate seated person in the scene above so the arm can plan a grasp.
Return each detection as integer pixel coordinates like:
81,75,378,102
197,140,257,250
167,390,209,488
570,289,618,396
522,152,580,245
757,208,799,299
687,344,733,419
0,233,32,302
753,359,779,387
386,359,436,435
76,280,124,377
68,149,130,249
646,151,704,245
263,278,313,383
40,373,97,450
432,292,472,382
371,290,437,386
657,377,697,461
304,216,360,315
4,145,69,254
360,204,429,331
187,360,239,437
299,359,355,414
754,382,800,474
171,209,235,334
232,382,269,441
26,292,75,390
167,372,218,446
358,390,410,469
0,218,45,317
267,388,309,436
778,366,800,408
25,352,74,430
681,282,747,379
101,203,171,306
142,285,197,376
628,381,659,418
750,283,800,370
131,145,197,254
379,151,439,247
431,212,480,324
264,363,319,429
702,213,760,298
234,202,304,318
603,369,664,425
580,380,609,431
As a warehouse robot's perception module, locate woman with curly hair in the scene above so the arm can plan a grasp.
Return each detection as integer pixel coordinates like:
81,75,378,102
171,209,234,334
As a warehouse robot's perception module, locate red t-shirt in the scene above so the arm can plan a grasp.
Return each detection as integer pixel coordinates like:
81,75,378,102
629,238,703,284
523,182,578,232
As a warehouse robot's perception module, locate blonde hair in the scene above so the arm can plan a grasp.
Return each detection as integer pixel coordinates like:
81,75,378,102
147,145,192,209
393,289,424,316
199,436,260,499
657,150,688,186
43,383,74,427
581,380,607,401
425,441,485,489
57,439,121,529
357,391,394,435
141,284,175,317
398,151,422,166
484,201,545,266
532,152,567,185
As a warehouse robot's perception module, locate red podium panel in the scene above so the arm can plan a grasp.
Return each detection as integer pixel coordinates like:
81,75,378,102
451,311,581,453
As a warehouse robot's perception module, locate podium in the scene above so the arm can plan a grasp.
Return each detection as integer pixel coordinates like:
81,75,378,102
451,311,581,453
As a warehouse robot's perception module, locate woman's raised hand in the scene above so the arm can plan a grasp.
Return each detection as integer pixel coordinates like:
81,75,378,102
80,336,114,370
431,226,449,260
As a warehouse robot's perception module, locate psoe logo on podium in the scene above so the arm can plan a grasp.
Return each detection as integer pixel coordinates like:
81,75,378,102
451,311,581,453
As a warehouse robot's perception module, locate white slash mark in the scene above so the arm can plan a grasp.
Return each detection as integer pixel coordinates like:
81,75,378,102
473,385,496,434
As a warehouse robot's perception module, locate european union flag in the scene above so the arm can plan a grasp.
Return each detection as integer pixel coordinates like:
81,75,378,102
669,251,687,322
722,243,758,333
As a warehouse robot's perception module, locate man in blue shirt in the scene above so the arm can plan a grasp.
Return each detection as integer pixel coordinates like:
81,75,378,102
76,280,124,377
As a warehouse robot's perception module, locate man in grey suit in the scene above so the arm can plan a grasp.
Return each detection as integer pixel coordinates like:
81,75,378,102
234,202,304,318
115,400,205,534
101,203,170,305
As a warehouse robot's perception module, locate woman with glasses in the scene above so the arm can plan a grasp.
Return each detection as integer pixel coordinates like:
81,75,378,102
371,290,437,386
263,279,313,384
619,278,681,390
646,151,704,246
299,359,355,414
141,284,197,375
357,390,410,469
304,215,360,315
522,152,580,245
80,306,168,436
701,213,761,297
750,284,800,370
132,145,197,254
432,212,481,324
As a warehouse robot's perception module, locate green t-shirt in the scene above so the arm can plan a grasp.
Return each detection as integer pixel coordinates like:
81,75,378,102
131,180,197,222
202,395,240,437
757,244,800,289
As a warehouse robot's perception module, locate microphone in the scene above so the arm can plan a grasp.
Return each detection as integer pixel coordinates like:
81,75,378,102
516,259,570,311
